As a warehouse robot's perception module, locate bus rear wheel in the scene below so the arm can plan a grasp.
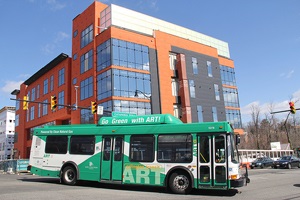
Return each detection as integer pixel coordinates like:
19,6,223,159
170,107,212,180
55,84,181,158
62,166,77,186
168,171,192,194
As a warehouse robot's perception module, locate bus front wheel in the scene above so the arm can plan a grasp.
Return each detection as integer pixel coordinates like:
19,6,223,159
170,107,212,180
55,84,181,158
62,166,77,186
168,171,192,194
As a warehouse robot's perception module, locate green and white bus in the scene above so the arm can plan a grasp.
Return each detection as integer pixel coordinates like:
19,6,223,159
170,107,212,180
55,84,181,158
29,114,249,194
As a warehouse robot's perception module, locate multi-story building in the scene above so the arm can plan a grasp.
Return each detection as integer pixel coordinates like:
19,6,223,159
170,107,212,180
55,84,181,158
0,106,15,160
12,1,243,159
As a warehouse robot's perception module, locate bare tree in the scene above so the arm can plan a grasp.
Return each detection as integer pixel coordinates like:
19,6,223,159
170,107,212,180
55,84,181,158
250,104,261,149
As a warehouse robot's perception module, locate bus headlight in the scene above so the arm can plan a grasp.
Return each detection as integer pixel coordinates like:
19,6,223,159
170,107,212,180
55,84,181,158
230,174,238,180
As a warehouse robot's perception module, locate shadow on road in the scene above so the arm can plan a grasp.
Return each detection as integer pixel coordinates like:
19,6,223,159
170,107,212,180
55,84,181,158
19,175,239,197
294,184,300,187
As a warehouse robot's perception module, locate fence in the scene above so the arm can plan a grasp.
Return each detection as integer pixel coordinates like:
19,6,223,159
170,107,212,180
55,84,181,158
0,159,29,174
239,149,294,168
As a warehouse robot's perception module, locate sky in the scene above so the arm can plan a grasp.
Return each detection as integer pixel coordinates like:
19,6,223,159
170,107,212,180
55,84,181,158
0,0,299,124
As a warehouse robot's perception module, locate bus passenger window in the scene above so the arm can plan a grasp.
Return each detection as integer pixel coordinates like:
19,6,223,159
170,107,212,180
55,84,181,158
45,136,68,154
70,136,95,155
157,134,192,163
130,135,154,162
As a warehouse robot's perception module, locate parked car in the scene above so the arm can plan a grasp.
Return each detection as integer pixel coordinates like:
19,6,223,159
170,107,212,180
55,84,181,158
250,157,274,169
272,155,300,169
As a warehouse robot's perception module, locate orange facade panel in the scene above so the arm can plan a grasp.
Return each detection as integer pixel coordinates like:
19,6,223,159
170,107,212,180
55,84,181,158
218,56,234,68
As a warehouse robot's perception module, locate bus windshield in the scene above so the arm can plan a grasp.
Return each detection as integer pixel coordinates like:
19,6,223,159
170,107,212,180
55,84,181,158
230,134,240,163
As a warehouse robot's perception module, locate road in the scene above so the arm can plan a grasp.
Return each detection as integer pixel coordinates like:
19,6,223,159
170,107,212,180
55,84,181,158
1,168,300,200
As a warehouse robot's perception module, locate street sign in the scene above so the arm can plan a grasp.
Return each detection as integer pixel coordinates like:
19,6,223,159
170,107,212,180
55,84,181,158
97,105,103,115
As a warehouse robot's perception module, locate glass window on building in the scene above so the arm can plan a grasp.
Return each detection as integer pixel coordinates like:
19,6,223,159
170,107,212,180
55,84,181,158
192,57,198,74
38,103,41,118
58,91,64,110
197,105,203,122
97,39,111,71
37,85,40,99
58,68,65,86
97,38,150,72
80,50,93,74
169,53,177,70
100,6,111,31
189,80,195,98
99,100,113,117
81,109,94,124
31,88,36,102
15,115,19,127
214,84,220,101
173,104,182,119
212,106,218,122
220,65,236,86
207,61,213,77
43,79,48,95
97,69,112,100
16,99,20,110
42,100,48,116
81,24,93,48
113,69,151,99
80,77,93,100
73,30,78,38
73,78,77,85
226,109,242,129
111,38,149,71
171,78,179,96
223,87,239,107
30,106,35,121
50,75,54,91
113,100,150,115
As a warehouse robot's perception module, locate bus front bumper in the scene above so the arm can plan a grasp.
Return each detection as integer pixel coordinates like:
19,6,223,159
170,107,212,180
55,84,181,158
230,176,250,188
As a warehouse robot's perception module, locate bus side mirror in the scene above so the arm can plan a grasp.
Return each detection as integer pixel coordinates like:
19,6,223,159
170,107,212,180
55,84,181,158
236,135,240,145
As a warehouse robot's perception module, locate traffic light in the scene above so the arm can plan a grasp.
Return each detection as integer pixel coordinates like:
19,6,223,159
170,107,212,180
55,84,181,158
289,101,296,114
51,96,57,111
91,101,97,114
23,96,28,110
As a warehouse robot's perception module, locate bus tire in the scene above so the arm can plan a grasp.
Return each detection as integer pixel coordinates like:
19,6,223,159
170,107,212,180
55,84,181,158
168,171,192,194
62,166,77,186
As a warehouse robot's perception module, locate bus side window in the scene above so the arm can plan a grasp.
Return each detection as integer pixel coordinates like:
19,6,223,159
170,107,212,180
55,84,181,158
45,136,68,154
130,135,154,162
157,134,192,163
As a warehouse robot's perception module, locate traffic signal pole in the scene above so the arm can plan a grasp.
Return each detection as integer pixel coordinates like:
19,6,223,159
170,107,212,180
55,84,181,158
271,101,299,150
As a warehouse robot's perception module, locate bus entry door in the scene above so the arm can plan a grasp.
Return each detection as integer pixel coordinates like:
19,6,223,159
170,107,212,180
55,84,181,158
101,136,123,181
198,135,228,189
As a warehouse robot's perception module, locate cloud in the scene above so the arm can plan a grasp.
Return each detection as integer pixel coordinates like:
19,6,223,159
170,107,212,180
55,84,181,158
136,0,159,11
46,0,66,11
1,80,24,93
28,0,66,11
280,70,294,79
241,89,300,123
42,31,69,55
54,31,69,43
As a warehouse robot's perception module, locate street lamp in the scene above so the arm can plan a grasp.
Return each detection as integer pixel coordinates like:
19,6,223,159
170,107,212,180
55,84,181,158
74,86,79,110
96,26,108,35
134,90,151,99
134,90,152,114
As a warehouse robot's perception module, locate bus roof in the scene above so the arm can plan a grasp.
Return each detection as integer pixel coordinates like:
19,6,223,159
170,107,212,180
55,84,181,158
33,114,233,136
